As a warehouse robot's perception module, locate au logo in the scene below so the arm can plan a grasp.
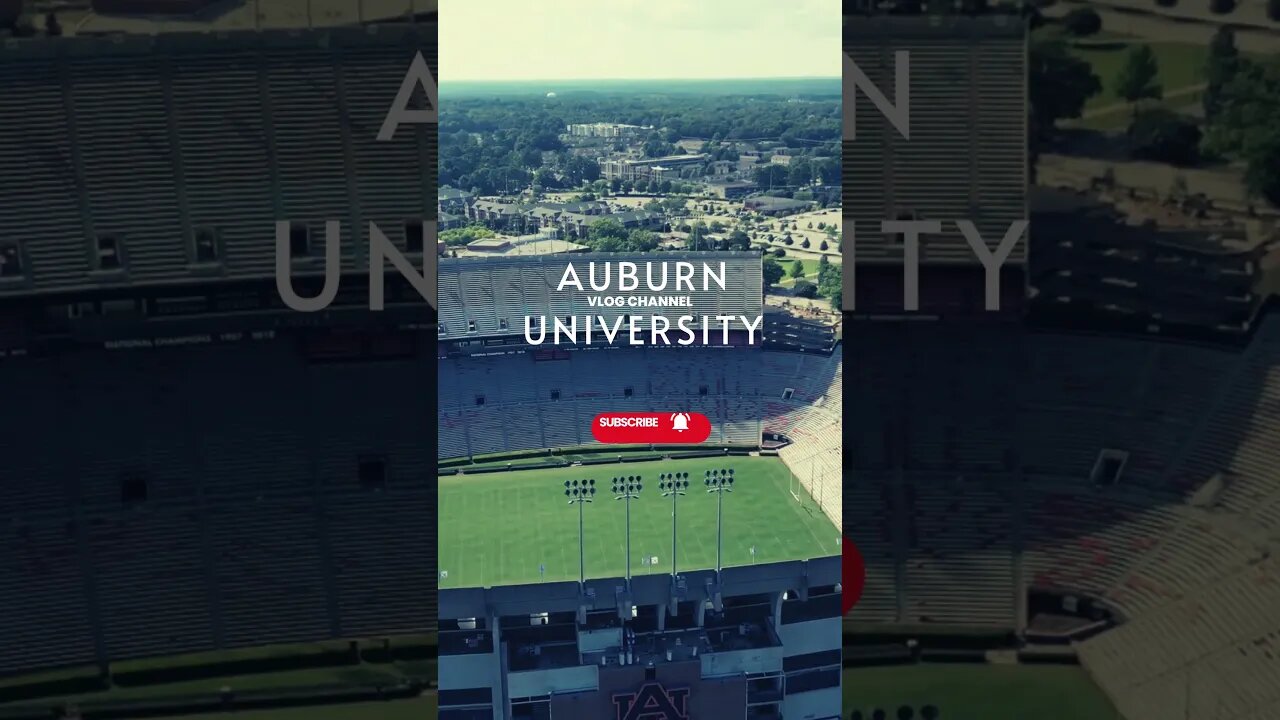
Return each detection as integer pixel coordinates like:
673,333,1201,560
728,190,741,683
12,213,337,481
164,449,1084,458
613,682,689,720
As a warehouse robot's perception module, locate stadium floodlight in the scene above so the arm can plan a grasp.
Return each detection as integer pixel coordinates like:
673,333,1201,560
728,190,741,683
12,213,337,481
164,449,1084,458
704,468,735,574
612,475,643,587
658,472,690,577
564,478,596,585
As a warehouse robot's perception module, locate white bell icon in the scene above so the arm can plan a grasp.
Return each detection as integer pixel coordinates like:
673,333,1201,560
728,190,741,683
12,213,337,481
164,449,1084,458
671,412,690,432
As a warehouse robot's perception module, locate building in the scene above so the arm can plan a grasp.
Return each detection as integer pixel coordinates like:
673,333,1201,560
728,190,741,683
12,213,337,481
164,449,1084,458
706,180,757,200
565,122,651,138
467,201,661,239
439,186,476,216
468,199,529,231
439,211,464,232
602,154,709,182
743,196,816,217
844,15,1028,318
438,559,841,720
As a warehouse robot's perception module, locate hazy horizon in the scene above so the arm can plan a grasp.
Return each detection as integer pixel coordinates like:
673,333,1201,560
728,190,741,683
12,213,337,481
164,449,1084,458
441,0,838,82
439,76,842,98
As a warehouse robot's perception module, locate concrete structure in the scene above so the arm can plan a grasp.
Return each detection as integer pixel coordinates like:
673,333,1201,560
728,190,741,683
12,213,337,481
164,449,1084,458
602,154,709,182
436,251,763,342
438,558,841,720
706,180,757,200
742,196,816,217
844,15,1028,317
1029,188,1279,336
565,122,651,138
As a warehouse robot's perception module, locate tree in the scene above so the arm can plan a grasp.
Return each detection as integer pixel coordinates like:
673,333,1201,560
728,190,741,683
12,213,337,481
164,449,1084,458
820,240,829,251
1204,28,1240,121
627,229,660,252
762,258,785,287
688,222,710,250
1242,128,1280,205
439,224,494,247
801,238,811,249
1116,45,1163,118
727,229,751,250
789,260,805,279
817,261,842,299
1129,108,1202,165
1062,7,1102,36
1202,55,1280,203
1029,37,1103,138
793,281,818,299
45,11,61,36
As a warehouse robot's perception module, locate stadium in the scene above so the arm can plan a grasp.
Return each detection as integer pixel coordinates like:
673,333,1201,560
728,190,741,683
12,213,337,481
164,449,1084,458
842,10,1280,720
436,253,845,719
0,5,439,720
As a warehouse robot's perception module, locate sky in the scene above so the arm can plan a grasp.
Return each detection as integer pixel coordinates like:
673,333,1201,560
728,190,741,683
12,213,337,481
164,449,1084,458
439,0,840,83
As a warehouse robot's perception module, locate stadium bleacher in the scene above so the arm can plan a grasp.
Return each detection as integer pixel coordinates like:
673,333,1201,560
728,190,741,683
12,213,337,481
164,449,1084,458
843,317,1280,720
0,339,435,675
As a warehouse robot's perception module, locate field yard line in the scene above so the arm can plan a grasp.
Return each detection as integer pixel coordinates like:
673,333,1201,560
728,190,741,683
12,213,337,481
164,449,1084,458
533,491,545,584
497,490,506,585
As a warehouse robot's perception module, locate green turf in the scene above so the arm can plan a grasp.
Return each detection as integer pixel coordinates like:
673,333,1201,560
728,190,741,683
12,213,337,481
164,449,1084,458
778,257,840,285
438,456,840,588
843,664,1121,720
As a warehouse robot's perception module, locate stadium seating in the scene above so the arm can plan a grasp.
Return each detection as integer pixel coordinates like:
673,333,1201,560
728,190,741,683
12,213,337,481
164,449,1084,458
0,338,435,674
843,318,1280,719
0,25,435,298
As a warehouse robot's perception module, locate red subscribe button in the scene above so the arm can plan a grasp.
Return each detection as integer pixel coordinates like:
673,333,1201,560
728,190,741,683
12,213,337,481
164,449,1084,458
591,412,711,444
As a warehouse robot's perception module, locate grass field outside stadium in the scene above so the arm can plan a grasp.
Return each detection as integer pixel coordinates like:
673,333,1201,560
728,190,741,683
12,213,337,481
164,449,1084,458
843,664,1121,720
438,455,840,589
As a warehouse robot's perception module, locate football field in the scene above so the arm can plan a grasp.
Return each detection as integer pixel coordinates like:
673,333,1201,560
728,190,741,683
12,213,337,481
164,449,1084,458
438,456,840,588
843,664,1121,720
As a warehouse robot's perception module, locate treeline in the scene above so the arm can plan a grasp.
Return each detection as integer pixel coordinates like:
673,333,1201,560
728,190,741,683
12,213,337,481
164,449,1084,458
440,94,840,195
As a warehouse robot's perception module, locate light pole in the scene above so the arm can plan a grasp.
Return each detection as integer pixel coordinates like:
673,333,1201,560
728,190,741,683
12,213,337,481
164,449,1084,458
704,468,735,574
612,475,643,586
658,472,689,577
564,478,596,584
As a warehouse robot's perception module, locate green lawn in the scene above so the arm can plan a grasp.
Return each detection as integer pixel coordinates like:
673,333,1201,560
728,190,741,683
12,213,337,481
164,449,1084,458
844,664,1121,720
1070,40,1208,110
438,456,840,588
778,257,839,285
